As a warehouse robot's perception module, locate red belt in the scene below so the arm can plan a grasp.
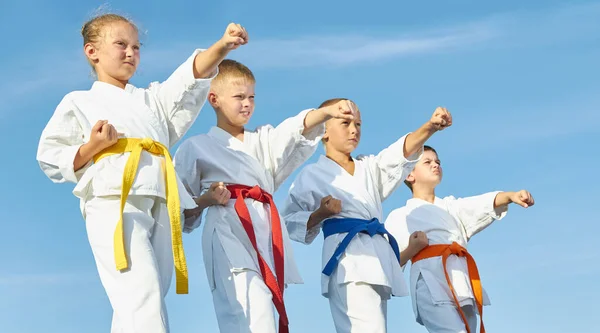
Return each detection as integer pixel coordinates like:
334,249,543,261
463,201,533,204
227,184,289,333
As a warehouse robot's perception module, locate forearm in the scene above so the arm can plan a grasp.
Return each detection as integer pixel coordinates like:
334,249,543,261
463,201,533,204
403,122,437,158
194,193,217,211
303,108,329,134
192,42,228,79
307,208,330,231
73,142,101,171
400,246,420,267
494,191,514,208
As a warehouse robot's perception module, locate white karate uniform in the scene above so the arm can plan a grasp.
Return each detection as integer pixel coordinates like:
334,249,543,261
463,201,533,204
173,111,324,333
384,193,509,333
36,49,213,333
282,134,421,333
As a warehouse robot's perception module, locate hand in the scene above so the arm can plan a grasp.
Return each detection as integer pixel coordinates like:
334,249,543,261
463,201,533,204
407,231,429,253
428,107,452,131
220,23,249,51
89,120,120,152
510,190,535,208
202,182,231,206
324,100,355,121
317,195,342,218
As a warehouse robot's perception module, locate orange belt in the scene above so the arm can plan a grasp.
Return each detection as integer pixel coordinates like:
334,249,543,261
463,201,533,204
412,242,484,333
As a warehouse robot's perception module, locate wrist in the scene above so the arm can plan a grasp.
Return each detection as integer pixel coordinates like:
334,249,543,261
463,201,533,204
313,208,330,220
506,192,516,203
81,141,103,158
196,193,213,209
215,39,230,54
424,121,438,133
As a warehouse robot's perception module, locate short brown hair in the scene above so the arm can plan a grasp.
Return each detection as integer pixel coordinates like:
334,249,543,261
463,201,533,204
212,59,256,90
404,145,438,191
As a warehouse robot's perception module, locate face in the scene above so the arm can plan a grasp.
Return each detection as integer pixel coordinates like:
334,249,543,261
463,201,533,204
209,78,256,128
85,21,140,86
406,149,442,188
323,106,361,155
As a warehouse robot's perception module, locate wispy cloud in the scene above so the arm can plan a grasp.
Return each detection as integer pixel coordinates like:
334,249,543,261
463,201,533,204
227,25,494,68
1,1,599,120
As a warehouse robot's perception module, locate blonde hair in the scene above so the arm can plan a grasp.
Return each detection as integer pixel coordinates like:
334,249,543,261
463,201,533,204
81,13,138,71
211,59,256,90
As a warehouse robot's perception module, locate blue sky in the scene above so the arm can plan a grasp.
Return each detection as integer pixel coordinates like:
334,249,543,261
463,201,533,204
1,1,599,332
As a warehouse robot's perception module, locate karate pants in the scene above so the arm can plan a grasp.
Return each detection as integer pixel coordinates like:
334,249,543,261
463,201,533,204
210,232,278,333
84,195,172,333
415,275,478,333
327,268,388,333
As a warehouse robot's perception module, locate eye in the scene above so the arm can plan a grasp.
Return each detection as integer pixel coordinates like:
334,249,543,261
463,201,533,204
249,95,255,100
342,121,349,125
133,45,141,50
355,122,362,127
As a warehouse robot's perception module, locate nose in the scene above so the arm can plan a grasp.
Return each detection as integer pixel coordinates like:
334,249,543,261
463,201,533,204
125,46,135,58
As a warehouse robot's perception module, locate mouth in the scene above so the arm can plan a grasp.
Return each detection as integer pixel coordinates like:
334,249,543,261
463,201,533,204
124,62,135,66
433,170,441,175
349,138,358,143
239,111,251,118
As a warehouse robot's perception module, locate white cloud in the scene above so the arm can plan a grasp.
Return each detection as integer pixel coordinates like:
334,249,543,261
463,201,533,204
1,1,599,120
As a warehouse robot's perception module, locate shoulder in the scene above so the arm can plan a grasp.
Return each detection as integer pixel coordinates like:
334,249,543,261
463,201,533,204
386,206,409,221
175,133,210,154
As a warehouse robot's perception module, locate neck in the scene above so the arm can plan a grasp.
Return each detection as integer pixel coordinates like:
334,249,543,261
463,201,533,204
325,148,354,174
97,73,128,89
216,117,244,140
412,186,436,203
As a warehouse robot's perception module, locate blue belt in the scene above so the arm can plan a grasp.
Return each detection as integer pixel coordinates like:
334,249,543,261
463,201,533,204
321,217,401,276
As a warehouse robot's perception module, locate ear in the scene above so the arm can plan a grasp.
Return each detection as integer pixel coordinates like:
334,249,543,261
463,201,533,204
84,43,99,63
322,127,329,142
405,172,415,184
208,91,219,108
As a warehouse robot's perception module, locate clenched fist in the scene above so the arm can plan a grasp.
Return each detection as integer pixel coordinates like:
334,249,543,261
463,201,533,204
220,23,249,51
89,120,120,152
509,190,535,208
317,195,342,218
203,182,231,206
407,231,429,254
324,100,355,121
428,107,452,131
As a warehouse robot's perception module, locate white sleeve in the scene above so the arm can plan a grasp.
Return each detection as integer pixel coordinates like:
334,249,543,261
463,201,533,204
282,171,322,245
147,49,216,148
36,96,89,184
444,192,508,240
361,133,422,201
384,208,412,269
173,140,204,233
262,109,325,190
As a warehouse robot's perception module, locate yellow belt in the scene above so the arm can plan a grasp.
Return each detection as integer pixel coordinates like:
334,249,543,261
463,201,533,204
93,138,189,294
